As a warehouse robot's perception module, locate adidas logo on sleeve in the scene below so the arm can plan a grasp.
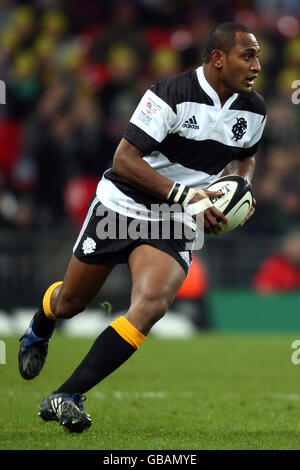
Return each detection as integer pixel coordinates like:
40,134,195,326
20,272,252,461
182,115,199,129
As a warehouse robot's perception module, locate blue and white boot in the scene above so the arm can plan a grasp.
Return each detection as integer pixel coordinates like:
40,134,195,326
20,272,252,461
18,320,51,380
38,391,92,433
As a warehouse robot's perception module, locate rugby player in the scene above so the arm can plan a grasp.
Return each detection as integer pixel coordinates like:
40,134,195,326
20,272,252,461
18,22,266,433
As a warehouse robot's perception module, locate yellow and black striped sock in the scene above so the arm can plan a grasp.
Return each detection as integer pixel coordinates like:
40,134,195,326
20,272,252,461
42,281,62,321
56,316,146,395
110,316,146,349
31,282,62,338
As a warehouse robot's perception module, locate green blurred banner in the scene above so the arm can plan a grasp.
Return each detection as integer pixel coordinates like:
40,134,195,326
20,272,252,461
209,289,300,332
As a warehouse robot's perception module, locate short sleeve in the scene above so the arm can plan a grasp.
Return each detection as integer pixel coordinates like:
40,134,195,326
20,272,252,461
123,87,177,155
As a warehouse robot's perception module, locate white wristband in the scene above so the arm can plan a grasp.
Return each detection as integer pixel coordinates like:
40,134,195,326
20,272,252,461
167,183,195,207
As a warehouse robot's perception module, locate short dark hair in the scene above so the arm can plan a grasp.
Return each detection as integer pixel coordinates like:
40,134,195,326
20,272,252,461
203,22,253,63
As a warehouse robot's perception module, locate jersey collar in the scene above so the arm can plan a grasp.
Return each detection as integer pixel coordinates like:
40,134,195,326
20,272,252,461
196,65,238,110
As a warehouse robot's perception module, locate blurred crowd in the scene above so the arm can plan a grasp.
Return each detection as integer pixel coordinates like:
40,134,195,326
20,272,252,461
0,0,299,232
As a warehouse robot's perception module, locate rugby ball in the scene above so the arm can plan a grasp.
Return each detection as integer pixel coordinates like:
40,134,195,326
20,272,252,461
205,175,253,234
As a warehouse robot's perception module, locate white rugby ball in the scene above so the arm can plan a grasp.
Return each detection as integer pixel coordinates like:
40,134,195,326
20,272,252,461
205,175,253,234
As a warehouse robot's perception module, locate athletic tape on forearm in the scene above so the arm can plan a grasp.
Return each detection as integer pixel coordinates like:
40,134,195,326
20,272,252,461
184,197,213,216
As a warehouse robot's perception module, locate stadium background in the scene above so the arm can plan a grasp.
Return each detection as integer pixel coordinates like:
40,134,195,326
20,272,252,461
0,0,299,335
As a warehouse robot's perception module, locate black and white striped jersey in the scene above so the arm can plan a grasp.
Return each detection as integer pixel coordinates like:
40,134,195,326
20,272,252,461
97,65,266,225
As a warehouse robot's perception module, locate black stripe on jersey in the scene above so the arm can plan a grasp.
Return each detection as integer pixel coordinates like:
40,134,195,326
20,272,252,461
123,123,160,155
229,89,266,119
124,123,259,174
158,133,258,173
150,70,214,114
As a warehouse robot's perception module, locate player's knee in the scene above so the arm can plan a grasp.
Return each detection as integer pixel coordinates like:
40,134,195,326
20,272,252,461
137,292,169,327
53,293,86,319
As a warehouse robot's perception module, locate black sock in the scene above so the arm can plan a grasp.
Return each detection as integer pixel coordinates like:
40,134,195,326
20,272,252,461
31,307,56,338
56,326,136,395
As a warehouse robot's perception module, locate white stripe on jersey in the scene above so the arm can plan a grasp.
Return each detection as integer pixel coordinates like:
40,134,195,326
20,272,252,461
174,101,265,148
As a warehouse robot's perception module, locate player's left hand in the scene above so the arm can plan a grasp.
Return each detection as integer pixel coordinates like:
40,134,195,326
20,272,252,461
187,189,229,233
240,198,256,227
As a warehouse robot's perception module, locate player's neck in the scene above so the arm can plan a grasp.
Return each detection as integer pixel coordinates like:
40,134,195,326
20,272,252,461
202,63,234,108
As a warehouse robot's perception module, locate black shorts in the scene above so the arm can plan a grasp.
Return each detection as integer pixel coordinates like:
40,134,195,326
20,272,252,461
73,193,195,276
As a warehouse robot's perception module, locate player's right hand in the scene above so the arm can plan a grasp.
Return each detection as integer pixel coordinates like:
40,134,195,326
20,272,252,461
187,189,229,234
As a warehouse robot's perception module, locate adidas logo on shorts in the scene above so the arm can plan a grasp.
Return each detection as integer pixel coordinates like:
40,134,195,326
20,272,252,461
179,251,191,267
182,115,199,129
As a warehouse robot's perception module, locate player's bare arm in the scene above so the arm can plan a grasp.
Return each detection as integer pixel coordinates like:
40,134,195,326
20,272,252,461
112,138,174,198
222,155,255,182
113,138,229,233
222,155,256,225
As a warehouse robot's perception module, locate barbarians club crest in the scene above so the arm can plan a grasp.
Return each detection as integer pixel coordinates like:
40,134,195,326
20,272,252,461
231,117,247,141
82,236,96,255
